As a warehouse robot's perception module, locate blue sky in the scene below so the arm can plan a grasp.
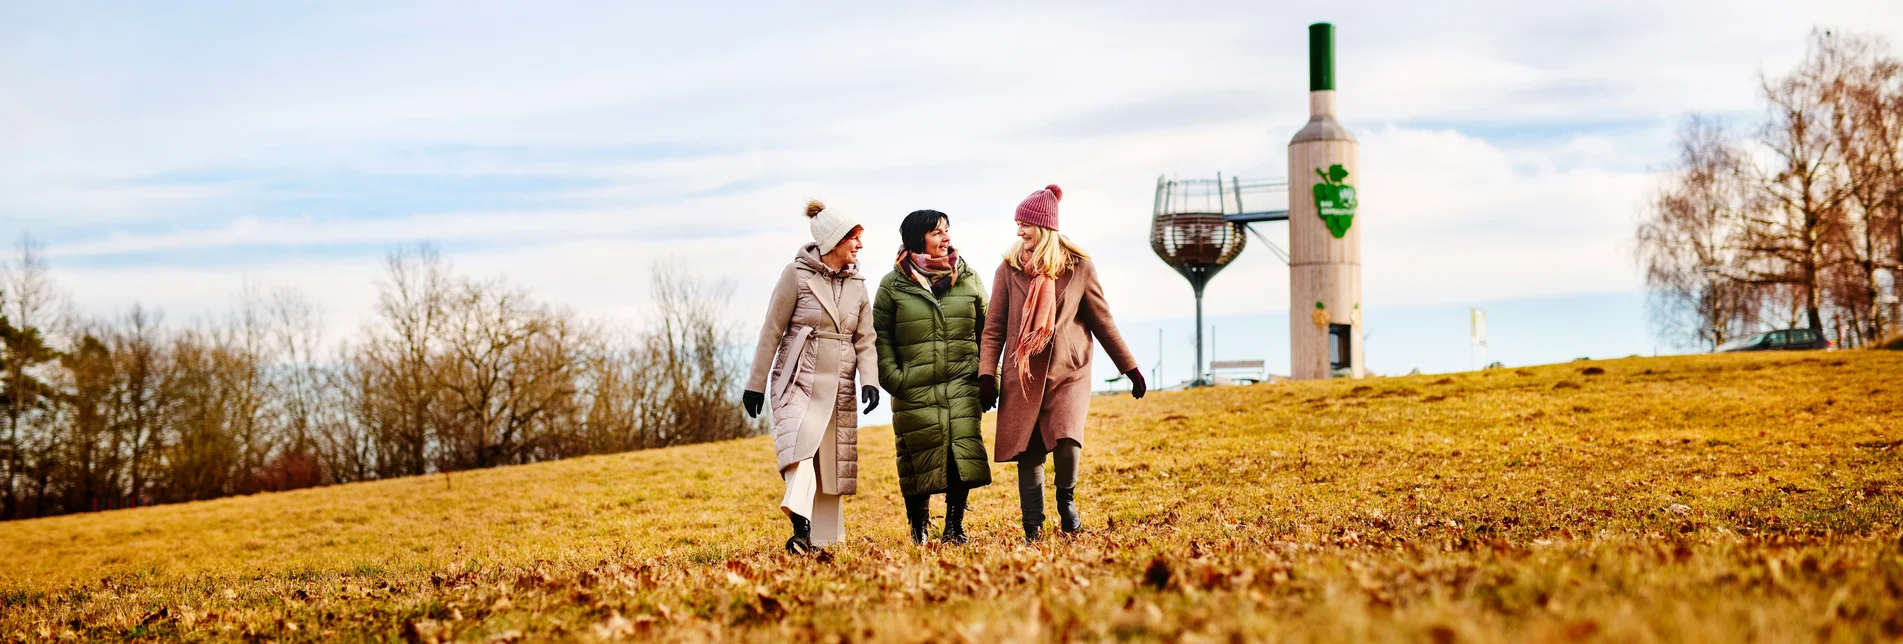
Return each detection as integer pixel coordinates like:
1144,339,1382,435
4,1,1901,400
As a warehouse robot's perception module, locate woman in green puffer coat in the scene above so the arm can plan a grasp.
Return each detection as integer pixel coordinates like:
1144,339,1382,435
873,209,991,545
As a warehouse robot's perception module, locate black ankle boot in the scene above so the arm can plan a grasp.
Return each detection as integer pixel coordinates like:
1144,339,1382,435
903,495,931,545
1019,484,1045,543
785,514,813,555
1056,485,1082,533
942,498,969,545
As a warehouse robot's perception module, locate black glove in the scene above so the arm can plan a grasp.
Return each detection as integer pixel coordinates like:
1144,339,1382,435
861,385,880,414
1125,369,1147,400
742,390,764,418
978,375,997,412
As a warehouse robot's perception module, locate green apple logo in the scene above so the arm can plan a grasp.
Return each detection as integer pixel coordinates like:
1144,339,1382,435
1312,164,1357,238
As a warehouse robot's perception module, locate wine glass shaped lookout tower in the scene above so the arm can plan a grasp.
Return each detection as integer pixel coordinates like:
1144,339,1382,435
1150,175,1289,386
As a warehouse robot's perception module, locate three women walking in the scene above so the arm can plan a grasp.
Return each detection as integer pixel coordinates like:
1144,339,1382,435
746,184,1144,553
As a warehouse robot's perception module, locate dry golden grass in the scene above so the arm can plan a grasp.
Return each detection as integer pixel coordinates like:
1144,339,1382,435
3,351,1900,642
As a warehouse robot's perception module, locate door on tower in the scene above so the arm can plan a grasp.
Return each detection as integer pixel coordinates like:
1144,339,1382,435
1328,323,1353,377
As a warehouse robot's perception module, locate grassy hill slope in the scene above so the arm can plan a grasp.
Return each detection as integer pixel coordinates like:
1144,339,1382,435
3,352,1901,642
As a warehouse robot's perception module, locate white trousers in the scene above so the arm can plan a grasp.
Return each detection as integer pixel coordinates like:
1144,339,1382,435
781,459,844,546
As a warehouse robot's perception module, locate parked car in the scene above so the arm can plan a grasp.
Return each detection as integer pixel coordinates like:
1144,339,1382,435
1716,328,1831,353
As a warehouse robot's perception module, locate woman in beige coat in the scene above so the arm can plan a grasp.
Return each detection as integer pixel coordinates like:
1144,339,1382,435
979,185,1146,543
744,200,881,554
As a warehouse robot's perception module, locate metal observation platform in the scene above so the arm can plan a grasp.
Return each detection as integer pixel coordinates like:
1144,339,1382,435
1148,174,1290,385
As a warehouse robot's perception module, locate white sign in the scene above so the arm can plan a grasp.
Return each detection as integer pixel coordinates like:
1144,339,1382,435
1470,308,1489,371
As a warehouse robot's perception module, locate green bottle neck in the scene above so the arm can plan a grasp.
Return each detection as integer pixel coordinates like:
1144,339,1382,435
1309,23,1335,91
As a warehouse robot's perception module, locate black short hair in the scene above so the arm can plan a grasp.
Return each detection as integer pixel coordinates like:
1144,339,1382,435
899,210,949,253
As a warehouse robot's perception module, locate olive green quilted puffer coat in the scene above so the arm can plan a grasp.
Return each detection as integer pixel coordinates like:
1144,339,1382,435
873,259,992,496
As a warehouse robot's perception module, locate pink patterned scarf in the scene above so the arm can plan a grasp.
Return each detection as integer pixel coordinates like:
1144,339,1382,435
897,246,960,294
1012,248,1059,387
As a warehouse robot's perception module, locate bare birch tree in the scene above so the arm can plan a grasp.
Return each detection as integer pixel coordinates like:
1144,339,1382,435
1642,27,1903,349
1638,117,1764,349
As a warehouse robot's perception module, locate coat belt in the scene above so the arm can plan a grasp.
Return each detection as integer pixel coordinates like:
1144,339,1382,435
772,328,854,401
791,329,851,494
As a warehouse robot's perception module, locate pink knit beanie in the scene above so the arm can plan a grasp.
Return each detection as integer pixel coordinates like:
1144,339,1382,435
1014,184,1063,231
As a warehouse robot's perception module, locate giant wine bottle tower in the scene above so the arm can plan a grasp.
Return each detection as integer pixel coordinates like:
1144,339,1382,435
1288,22,1364,379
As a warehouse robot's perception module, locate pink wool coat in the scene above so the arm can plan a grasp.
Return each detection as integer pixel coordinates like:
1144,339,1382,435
979,256,1138,462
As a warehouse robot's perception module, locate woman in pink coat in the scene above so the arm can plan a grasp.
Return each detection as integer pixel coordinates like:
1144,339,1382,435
978,185,1147,543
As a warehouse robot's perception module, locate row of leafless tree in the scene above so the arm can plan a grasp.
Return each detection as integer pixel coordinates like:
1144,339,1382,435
0,242,760,521
1638,28,1903,350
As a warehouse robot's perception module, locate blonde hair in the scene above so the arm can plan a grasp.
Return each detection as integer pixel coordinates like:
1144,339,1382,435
1004,225,1089,278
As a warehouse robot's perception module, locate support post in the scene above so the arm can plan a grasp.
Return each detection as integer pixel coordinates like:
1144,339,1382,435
1194,284,1207,386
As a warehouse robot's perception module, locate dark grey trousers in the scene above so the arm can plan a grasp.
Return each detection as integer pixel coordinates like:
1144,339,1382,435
1015,434,1081,490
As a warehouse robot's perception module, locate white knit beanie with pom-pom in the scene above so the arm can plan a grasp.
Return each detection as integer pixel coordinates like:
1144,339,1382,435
805,199,861,255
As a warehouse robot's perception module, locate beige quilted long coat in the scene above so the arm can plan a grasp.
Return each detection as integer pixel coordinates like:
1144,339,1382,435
747,243,878,495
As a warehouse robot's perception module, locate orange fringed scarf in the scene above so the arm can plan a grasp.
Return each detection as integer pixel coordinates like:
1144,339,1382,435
1012,247,1059,388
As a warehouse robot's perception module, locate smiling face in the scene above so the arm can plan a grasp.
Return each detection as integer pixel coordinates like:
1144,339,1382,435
922,217,951,256
823,226,864,268
1016,223,1036,242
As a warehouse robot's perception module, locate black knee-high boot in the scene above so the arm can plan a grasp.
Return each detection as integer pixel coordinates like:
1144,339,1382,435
903,494,931,544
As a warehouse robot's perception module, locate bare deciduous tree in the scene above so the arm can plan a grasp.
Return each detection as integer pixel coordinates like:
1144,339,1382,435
1824,31,1903,344
359,244,455,478
1638,117,1764,349
436,280,583,469
2,236,62,518
1733,31,1857,335
640,262,759,447
261,286,330,489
